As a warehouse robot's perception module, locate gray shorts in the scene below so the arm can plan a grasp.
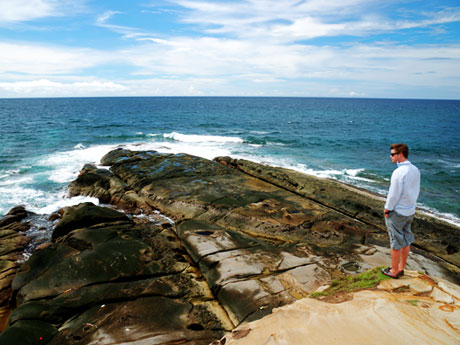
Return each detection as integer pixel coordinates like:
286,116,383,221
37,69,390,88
385,211,415,250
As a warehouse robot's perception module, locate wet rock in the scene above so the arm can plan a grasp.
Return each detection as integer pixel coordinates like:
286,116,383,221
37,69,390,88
3,204,232,344
52,202,130,240
0,319,57,345
47,297,228,345
0,207,31,331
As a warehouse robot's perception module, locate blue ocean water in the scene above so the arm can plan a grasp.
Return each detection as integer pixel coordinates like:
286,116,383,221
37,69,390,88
1,97,459,225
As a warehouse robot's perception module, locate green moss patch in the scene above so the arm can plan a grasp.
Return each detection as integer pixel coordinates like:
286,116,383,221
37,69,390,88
407,300,419,306
310,267,389,301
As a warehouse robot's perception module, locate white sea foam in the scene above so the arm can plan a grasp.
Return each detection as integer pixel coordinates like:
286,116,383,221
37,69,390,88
37,195,100,215
0,182,99,216
1,131,458,228
250,131,270,134
74,143,85,150
0,175,34,186
134,210,175,225
38,144,114,183
163,132,244,143
418,207,460,227
124,141,232,161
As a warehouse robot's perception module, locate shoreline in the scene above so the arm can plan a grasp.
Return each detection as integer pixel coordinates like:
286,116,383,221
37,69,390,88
1,148,459,343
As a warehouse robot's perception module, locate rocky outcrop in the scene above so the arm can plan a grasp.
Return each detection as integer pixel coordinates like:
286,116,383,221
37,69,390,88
0,206,31,331
1,149,459,344
2,204,232,345
219,271,460,345
214,157,460,274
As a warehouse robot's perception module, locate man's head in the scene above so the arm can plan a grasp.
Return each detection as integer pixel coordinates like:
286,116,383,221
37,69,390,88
390,143,409,163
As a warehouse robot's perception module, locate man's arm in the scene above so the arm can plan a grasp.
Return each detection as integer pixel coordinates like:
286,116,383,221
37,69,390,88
385,170,403,216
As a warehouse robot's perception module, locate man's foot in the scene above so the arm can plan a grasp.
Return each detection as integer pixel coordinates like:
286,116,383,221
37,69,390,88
397,269,405,278
381,267,399,279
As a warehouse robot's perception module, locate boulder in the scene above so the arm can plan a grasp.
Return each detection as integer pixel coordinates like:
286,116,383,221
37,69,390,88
51,202,130,240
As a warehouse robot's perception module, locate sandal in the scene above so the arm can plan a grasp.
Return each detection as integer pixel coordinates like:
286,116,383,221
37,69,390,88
381,267,399,279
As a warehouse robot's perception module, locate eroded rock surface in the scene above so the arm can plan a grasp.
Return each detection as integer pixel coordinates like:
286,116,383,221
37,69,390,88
1,204,232,345
1,149,459,344
219,273,460,345
215,156,460,271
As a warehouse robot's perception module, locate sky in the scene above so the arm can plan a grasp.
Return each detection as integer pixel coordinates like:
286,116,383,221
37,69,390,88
0,0,459,99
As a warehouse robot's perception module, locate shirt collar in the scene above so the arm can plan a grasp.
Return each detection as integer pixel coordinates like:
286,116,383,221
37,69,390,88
397,160,411,167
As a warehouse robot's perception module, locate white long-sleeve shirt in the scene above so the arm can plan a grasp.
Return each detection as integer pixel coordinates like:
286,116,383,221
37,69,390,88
385,160,420,216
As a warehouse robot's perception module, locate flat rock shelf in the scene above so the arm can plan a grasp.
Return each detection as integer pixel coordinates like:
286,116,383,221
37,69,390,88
0,149,458,345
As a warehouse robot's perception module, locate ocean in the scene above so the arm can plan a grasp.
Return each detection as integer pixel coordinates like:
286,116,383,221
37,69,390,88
1,97,459,227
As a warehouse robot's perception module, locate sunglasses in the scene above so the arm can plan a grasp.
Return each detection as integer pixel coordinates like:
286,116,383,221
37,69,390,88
390,152,399,156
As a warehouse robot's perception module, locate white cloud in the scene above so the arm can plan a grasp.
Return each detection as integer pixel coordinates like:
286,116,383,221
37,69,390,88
171,0,460,41
0,79,127,97
0,42,112,75
119,34,460,85
0,0,87,24
0,1,459,99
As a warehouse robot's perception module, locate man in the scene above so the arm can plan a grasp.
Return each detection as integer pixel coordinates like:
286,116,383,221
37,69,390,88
382,143,420,279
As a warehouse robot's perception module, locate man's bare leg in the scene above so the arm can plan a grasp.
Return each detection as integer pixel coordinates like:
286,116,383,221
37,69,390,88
390,248,401,276
398,245,410,272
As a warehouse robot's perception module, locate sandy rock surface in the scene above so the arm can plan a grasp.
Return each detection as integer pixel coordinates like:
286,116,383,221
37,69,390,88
219,273,460,345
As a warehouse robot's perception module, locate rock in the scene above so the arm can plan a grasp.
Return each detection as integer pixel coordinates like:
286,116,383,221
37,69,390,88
47,213,60,222
315,285,330,293
219,289,460,345
214,157,460,270
3,150,459,344
0,320,57,345
0,207,31,331
409,280,434,295
52,202,130,240
438,281,460,301
178,219,329,324
0,206,29,228
4,204,232,344
431,287,454,304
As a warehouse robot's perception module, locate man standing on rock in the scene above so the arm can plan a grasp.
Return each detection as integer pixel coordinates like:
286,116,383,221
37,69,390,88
382,143,420,279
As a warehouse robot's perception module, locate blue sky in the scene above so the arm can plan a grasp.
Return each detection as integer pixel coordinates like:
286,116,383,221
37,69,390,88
0,0,459,99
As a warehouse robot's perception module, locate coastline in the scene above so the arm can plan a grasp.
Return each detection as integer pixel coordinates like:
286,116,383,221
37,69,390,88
1,148,459,344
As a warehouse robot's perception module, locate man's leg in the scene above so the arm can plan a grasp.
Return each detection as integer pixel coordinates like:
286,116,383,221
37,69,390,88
398,245,410,272
390,248,401,276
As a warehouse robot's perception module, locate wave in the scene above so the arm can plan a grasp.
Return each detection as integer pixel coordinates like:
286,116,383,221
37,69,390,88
1,131,459,227
163,132,244,143
418,207,460,227
74,143,86,150
37,144,115,183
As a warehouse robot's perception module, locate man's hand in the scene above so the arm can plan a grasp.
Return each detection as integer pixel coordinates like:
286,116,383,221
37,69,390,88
384,209,390,218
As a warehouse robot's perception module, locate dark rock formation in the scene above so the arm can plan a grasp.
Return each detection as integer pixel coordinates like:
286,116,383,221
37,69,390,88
1,149,459,344
4,204,231,345
51,202,130,240
0,206,31,331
